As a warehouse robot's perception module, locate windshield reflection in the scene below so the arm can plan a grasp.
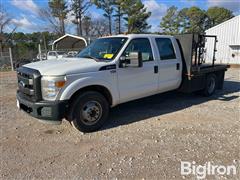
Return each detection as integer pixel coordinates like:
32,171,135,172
77,37,127,61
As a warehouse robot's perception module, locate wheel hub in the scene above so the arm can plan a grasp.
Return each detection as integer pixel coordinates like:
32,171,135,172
81,101,102,125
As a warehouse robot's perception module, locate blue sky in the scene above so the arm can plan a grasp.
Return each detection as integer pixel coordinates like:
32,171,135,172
3,0,240,34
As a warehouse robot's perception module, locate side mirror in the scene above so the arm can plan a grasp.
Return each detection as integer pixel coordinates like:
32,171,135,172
120,52,143,68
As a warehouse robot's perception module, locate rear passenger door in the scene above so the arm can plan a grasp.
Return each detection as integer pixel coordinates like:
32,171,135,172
155,38,182,92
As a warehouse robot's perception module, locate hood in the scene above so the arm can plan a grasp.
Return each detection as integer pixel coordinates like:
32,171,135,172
24,58,110,76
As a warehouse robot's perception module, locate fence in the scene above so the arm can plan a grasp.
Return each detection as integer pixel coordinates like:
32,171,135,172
0,48,14,71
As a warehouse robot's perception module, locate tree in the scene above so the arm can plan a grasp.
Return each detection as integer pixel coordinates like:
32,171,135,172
0,5,11,34
178,7,207,33
39,8,63,35
161,6,234,35
93,0,114,35
48,0,69,35
113,0,124,34
71,0,91,36
177,8,189,33
160,6,180,35
121,0,151,33
82,15,91,36
206,7,233,28
0,4,16,51
89,18,109,36
187,7,207,33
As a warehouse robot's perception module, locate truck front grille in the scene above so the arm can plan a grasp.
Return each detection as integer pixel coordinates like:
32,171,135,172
17,67,42,102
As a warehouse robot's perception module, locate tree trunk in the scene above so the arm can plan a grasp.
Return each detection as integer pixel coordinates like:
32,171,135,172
118,7,121,34
78,0,83,36
79,16,82,36
118,15,121,34
108,15,112,35
60,17,65,35
62,19,65,35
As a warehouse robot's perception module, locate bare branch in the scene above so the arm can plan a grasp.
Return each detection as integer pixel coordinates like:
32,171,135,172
0,4,12,34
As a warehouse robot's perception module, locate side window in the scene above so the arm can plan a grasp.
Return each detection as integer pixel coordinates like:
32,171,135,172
155,38,176,60
122,38,153,62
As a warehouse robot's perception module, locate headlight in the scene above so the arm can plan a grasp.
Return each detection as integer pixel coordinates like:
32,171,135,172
41,76,66,101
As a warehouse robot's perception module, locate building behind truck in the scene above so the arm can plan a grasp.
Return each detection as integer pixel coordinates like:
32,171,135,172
205,15,240,65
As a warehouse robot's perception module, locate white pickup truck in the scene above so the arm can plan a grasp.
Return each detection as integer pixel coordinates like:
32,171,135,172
16,34,228,132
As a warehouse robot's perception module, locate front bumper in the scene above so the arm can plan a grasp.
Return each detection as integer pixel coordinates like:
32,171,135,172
17,91,68,124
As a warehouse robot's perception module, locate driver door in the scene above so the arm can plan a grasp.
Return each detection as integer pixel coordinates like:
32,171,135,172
117,38,158,103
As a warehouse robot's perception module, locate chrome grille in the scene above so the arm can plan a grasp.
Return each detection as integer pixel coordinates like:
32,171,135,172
17,67,42,101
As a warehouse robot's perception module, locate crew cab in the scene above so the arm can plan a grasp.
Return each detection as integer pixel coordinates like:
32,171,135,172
16,34,228,132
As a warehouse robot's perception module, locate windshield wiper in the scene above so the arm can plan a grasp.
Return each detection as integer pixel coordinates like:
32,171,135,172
82,55,99,61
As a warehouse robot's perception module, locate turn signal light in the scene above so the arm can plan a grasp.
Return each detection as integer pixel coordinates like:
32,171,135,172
55,81,65,88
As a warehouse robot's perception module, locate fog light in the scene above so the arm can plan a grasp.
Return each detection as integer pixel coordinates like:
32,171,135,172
41,107,52,117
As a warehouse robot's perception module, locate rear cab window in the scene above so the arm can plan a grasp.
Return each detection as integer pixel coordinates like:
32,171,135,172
155,38,176,60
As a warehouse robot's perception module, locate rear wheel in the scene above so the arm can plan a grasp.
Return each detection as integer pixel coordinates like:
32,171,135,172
69,91,109,132
202,74,217,96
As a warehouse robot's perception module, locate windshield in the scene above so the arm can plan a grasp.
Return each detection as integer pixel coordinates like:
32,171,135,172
77,37,127,60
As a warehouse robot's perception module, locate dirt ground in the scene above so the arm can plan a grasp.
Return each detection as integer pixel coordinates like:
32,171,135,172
0,69,239,179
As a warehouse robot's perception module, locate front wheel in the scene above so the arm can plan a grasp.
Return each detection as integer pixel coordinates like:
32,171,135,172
69,91,109,132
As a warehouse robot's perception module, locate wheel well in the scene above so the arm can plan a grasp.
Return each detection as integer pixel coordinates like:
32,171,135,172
69,85,113,106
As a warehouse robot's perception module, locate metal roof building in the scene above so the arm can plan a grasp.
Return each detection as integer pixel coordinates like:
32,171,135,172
52,34,88,51
205,15,240,65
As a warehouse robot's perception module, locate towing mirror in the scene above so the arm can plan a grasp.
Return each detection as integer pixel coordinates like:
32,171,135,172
120,52,143,68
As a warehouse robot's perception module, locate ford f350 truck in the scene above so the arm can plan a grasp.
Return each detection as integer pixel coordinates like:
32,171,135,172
16,34,228,132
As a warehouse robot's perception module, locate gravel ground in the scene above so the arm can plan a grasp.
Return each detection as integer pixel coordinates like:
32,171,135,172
0,69,239,179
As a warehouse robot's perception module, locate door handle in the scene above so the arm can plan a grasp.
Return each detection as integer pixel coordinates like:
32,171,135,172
176,63,180,70
154,66,158,73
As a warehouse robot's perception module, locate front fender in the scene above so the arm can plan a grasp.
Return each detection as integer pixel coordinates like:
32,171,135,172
59,76,119,106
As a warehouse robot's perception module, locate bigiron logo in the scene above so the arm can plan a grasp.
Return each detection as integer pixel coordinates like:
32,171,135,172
180,161,237,179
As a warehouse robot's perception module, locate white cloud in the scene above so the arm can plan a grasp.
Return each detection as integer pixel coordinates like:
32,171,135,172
207,0,240,13
143,0,168,32
144,0,168,20
11,0,40,15
11,15,37,30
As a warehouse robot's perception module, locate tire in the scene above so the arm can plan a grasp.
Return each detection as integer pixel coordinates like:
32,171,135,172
69,91,109,133
202,73,217,96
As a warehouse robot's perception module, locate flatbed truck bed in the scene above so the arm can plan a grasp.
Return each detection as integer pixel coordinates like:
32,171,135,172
175,34,229,93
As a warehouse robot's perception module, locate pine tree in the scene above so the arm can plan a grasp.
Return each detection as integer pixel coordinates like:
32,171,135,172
82,15,91,36
206,7,233,28
160,6,180,35
48,0,68,35
185,7,208,33
113,0,124,34
121,0,151,33
71,0,91,36
93,0,114,35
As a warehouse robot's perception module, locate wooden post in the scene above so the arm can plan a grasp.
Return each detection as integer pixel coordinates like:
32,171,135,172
9,48,14,71
38,44,42,61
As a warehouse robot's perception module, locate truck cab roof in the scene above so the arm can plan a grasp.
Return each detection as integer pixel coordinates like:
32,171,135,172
100,34,174,39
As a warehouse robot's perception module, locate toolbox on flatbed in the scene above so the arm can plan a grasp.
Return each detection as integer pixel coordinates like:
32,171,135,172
175,34,229,93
